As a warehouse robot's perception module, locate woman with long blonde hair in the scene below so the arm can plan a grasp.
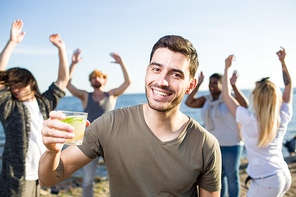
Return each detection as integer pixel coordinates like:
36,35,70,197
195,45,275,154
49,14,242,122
222,47,292,197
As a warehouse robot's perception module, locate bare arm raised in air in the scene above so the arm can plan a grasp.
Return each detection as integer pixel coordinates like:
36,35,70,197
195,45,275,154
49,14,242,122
38,111,92,186
49,34,69,90
0,20,26,90
66,48,88,107
276,47,292,104
222,55,240,117
108,52,132,97
230,70,249,108
185,71,206,108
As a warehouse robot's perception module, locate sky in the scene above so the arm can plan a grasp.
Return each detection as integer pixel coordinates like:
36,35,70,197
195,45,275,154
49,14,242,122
0,0,295,95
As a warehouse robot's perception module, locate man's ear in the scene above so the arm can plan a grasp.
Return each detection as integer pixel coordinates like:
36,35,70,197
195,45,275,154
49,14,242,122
185,78,197,95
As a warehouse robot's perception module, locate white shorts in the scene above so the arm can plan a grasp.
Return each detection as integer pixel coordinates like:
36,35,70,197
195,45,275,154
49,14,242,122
247,168,291,197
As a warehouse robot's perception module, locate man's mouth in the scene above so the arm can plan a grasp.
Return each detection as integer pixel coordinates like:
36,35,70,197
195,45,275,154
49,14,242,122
153,89,170,97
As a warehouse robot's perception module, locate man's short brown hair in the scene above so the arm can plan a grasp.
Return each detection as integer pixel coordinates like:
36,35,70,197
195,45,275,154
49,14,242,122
150,35,198,79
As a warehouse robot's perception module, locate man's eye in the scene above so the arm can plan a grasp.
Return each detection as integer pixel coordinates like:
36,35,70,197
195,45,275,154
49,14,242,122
152,67,160,72
172,73,181,78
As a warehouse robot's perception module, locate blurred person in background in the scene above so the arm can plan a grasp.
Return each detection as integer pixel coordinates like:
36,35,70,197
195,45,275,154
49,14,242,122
0,20,69,197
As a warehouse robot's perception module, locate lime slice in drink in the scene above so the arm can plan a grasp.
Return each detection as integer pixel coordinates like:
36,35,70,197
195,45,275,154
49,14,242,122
60,117,86,140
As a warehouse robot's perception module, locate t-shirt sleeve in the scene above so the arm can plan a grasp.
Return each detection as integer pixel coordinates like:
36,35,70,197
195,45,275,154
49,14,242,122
77,112,112,159
280,102,292,123
236,106,252,125
196,134,222,192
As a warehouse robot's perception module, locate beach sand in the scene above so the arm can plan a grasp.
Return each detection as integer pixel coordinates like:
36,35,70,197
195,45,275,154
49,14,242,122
40,157,296,197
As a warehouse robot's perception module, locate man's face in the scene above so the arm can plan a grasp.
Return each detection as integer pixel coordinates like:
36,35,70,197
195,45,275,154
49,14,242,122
11,85,35,102
145,48,195,112
91,75,106,88
208,77,222,95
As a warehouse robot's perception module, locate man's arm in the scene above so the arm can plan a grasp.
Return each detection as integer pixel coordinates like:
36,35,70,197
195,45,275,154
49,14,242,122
39,111,92,186
108,53,132,97
276,47,292,104
230,70,249,108
66,49,88,106
49,34,69,90
185,71,206,108
199,188,220,197
0,20,26,90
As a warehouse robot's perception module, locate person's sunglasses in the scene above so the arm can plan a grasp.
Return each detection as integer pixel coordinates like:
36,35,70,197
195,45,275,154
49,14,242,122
258,77,270,83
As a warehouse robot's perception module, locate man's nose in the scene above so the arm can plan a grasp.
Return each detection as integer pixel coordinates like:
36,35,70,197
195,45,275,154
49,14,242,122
156,73,169,87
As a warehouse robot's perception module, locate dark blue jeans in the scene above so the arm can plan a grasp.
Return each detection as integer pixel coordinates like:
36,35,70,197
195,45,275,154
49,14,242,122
220,145,243,197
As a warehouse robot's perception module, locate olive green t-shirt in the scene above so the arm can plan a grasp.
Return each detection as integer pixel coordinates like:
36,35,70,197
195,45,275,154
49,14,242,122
78,104,221,197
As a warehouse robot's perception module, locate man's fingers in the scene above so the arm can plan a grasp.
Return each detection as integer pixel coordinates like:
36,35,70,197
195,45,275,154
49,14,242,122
45,119,74,133
49,111,66,120
45,126,74,139
43,135,68,144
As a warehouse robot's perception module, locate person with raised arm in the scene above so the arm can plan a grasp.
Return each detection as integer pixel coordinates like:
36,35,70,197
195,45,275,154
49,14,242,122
185,70,248,197
222,48,292,197
67,49,132,197
0,20,69,197
39,35,222,197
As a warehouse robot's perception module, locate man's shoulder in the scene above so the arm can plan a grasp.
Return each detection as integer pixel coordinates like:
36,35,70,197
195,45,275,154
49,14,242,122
187,118,219,144
111,104,142,115
98,104,142,119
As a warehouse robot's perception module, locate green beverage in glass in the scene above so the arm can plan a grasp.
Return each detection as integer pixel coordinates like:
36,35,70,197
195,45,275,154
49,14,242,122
58,110,88,145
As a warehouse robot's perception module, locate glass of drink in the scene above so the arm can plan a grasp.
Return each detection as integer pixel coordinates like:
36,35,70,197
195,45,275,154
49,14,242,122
58,110,88,145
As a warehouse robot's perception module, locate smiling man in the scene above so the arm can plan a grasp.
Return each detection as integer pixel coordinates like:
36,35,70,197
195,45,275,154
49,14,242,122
39,35,222,197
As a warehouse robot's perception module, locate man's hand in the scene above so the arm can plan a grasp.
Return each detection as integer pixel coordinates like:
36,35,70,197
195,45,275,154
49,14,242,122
49,34,65,50
197,71,204,85
42,111,75,153
42,111,90,152
10,20,26,44
110,52,124,65
276,46,286,63
230,70,238,85
72,48,83,64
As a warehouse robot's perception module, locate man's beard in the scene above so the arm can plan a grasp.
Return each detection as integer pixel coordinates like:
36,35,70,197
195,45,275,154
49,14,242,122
91,82,102,88
145,84,182,112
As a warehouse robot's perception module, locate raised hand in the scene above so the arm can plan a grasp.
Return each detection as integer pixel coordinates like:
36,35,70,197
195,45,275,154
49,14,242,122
49,34,65,49
230,70,239,85
225,55,235,69
10,20,26,43
72,48,83,64
276,47,286,63
110,52,124,65
198,71,204,85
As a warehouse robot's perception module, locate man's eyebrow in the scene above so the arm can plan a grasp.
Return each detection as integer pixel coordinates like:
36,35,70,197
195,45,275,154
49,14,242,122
150,62,162,67
171,68,184,76
150,62,185,76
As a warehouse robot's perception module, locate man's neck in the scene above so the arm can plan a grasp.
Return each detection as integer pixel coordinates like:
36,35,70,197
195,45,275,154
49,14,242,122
143,103,189,142
91,88,106,101
92,88,104,95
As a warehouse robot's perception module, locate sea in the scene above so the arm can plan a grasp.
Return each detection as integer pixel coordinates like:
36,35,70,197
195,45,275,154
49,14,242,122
1,90,296,177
